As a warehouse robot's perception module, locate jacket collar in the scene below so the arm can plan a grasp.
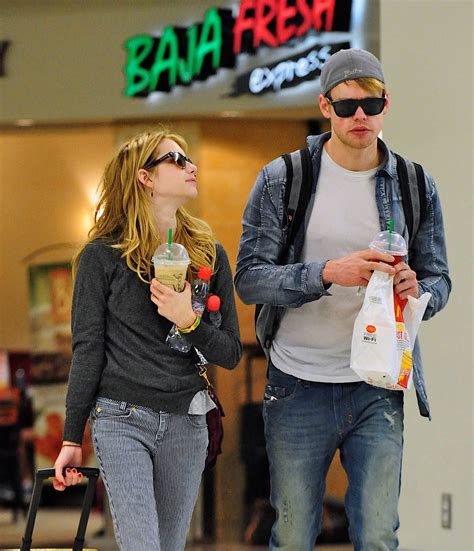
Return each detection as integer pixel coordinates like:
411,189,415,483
306,132,398,179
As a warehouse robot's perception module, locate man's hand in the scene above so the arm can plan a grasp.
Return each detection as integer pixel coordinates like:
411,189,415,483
323,249,396,287
393,262,419,300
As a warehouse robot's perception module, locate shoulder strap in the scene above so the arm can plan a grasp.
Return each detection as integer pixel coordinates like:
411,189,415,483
394,153,427,249
281,147,313,258
413,161,427,225
255,147,313,350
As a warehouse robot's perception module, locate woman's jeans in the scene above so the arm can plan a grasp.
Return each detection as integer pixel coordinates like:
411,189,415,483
264,363,404,551
90,397,208,551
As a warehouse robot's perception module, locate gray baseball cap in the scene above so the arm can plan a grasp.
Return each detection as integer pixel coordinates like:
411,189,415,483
320,48,385,96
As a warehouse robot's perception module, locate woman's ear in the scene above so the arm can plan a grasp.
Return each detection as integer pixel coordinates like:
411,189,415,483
137,169,152,190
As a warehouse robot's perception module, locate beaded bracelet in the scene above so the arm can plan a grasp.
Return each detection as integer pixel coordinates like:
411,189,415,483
177,315,201,334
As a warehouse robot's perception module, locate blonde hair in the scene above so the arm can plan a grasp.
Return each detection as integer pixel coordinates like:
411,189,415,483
73,127,216,282
350,77,385,97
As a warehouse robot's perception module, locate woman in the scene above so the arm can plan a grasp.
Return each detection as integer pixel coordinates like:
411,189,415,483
53,128,242,550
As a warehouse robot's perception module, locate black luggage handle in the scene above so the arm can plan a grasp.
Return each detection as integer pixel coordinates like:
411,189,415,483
21,467,100,551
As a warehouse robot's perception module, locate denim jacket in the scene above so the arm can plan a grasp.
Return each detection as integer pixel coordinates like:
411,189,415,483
235,132,451,419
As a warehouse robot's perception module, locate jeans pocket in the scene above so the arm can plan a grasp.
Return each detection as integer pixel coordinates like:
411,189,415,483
186,413,208,429
263,381,298,403
93,398,133,420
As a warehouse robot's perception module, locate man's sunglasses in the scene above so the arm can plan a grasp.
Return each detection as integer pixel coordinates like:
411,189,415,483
325,96,386,118
143,151,192,170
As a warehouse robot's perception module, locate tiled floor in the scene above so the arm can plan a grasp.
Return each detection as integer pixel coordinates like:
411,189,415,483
0,507,351,551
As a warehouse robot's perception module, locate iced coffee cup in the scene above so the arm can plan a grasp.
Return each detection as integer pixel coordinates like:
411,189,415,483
369,230,407,266
152,243,189,291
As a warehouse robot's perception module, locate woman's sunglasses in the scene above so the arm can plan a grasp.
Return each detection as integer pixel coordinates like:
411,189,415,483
325,96,386,118
143,151,192,170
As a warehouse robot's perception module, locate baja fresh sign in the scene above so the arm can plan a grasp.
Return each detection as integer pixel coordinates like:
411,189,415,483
124,0,355,98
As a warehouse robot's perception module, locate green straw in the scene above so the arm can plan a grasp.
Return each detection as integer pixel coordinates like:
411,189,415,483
167,228,172,260
388,219,393,251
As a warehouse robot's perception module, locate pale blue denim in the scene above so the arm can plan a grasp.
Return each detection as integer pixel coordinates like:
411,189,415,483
264,363,404,551
235,132,451,419
90,397,208,551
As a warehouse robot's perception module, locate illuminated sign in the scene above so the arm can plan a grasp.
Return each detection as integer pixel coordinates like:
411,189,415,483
229,42,349,96
124,0,354,98
0,40,10,77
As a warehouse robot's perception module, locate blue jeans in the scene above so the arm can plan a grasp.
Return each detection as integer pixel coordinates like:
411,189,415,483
90,397,208,551
263,363,404,551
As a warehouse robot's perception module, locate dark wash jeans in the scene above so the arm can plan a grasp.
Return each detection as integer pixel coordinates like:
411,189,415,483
263,363,404,551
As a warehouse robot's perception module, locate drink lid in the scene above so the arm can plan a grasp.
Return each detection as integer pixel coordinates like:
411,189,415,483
197,266,212,281
152,242,189,262
369,230,407,255
207,294,221,311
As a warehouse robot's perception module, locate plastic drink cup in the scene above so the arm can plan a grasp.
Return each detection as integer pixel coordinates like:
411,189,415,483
152,243,189,291
369,230,407,266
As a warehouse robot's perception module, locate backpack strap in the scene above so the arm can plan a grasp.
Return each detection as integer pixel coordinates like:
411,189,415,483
413,161,427,228
256,148,313,349
281,147,313,260
394,153,427,249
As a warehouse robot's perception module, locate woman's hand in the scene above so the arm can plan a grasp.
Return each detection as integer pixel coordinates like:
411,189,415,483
393,262,419,300
52,445,83,491
150,279,196,328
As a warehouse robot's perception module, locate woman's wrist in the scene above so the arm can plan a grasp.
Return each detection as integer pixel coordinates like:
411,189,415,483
177,314,201,333
62,440,81,448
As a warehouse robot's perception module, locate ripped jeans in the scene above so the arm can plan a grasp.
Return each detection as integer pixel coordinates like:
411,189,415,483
263,362,404,551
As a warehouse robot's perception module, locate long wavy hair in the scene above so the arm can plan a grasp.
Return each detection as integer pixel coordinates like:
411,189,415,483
72,128,216,282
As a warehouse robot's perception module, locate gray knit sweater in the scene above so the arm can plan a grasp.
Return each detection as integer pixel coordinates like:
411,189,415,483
63,239,242,443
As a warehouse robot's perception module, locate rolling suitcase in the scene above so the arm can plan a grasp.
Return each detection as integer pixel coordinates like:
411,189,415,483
20,467,100,551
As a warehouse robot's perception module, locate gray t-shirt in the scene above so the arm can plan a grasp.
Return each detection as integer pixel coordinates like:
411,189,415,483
271,149,381,382
63,239,241,443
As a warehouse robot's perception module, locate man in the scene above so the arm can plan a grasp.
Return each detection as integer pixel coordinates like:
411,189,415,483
235,49,451,550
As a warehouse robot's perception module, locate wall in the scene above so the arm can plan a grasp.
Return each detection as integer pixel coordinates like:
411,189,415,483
0,127,115,349
381,1,473,549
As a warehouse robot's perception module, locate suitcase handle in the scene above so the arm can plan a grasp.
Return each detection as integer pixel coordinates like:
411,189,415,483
21,467,100,551
36,466,100,480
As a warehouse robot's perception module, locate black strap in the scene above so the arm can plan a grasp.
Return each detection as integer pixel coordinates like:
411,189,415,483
282,152,293,224
281,148,312,259
413,161,427,228
256,148,313,349
395,153,426,249
289,147,312,249
395,153,414,243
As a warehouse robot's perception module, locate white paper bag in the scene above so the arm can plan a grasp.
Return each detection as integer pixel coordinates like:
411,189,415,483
350,270,431,390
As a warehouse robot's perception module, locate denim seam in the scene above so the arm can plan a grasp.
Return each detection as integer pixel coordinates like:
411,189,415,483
91,422,123,549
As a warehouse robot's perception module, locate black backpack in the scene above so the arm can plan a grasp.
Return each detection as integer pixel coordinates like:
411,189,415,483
255,147,427,351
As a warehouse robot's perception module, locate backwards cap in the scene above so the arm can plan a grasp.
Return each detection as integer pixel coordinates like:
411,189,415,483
320,48,385,96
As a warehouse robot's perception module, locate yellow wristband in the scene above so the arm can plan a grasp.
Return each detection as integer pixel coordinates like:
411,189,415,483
177,315,201,334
